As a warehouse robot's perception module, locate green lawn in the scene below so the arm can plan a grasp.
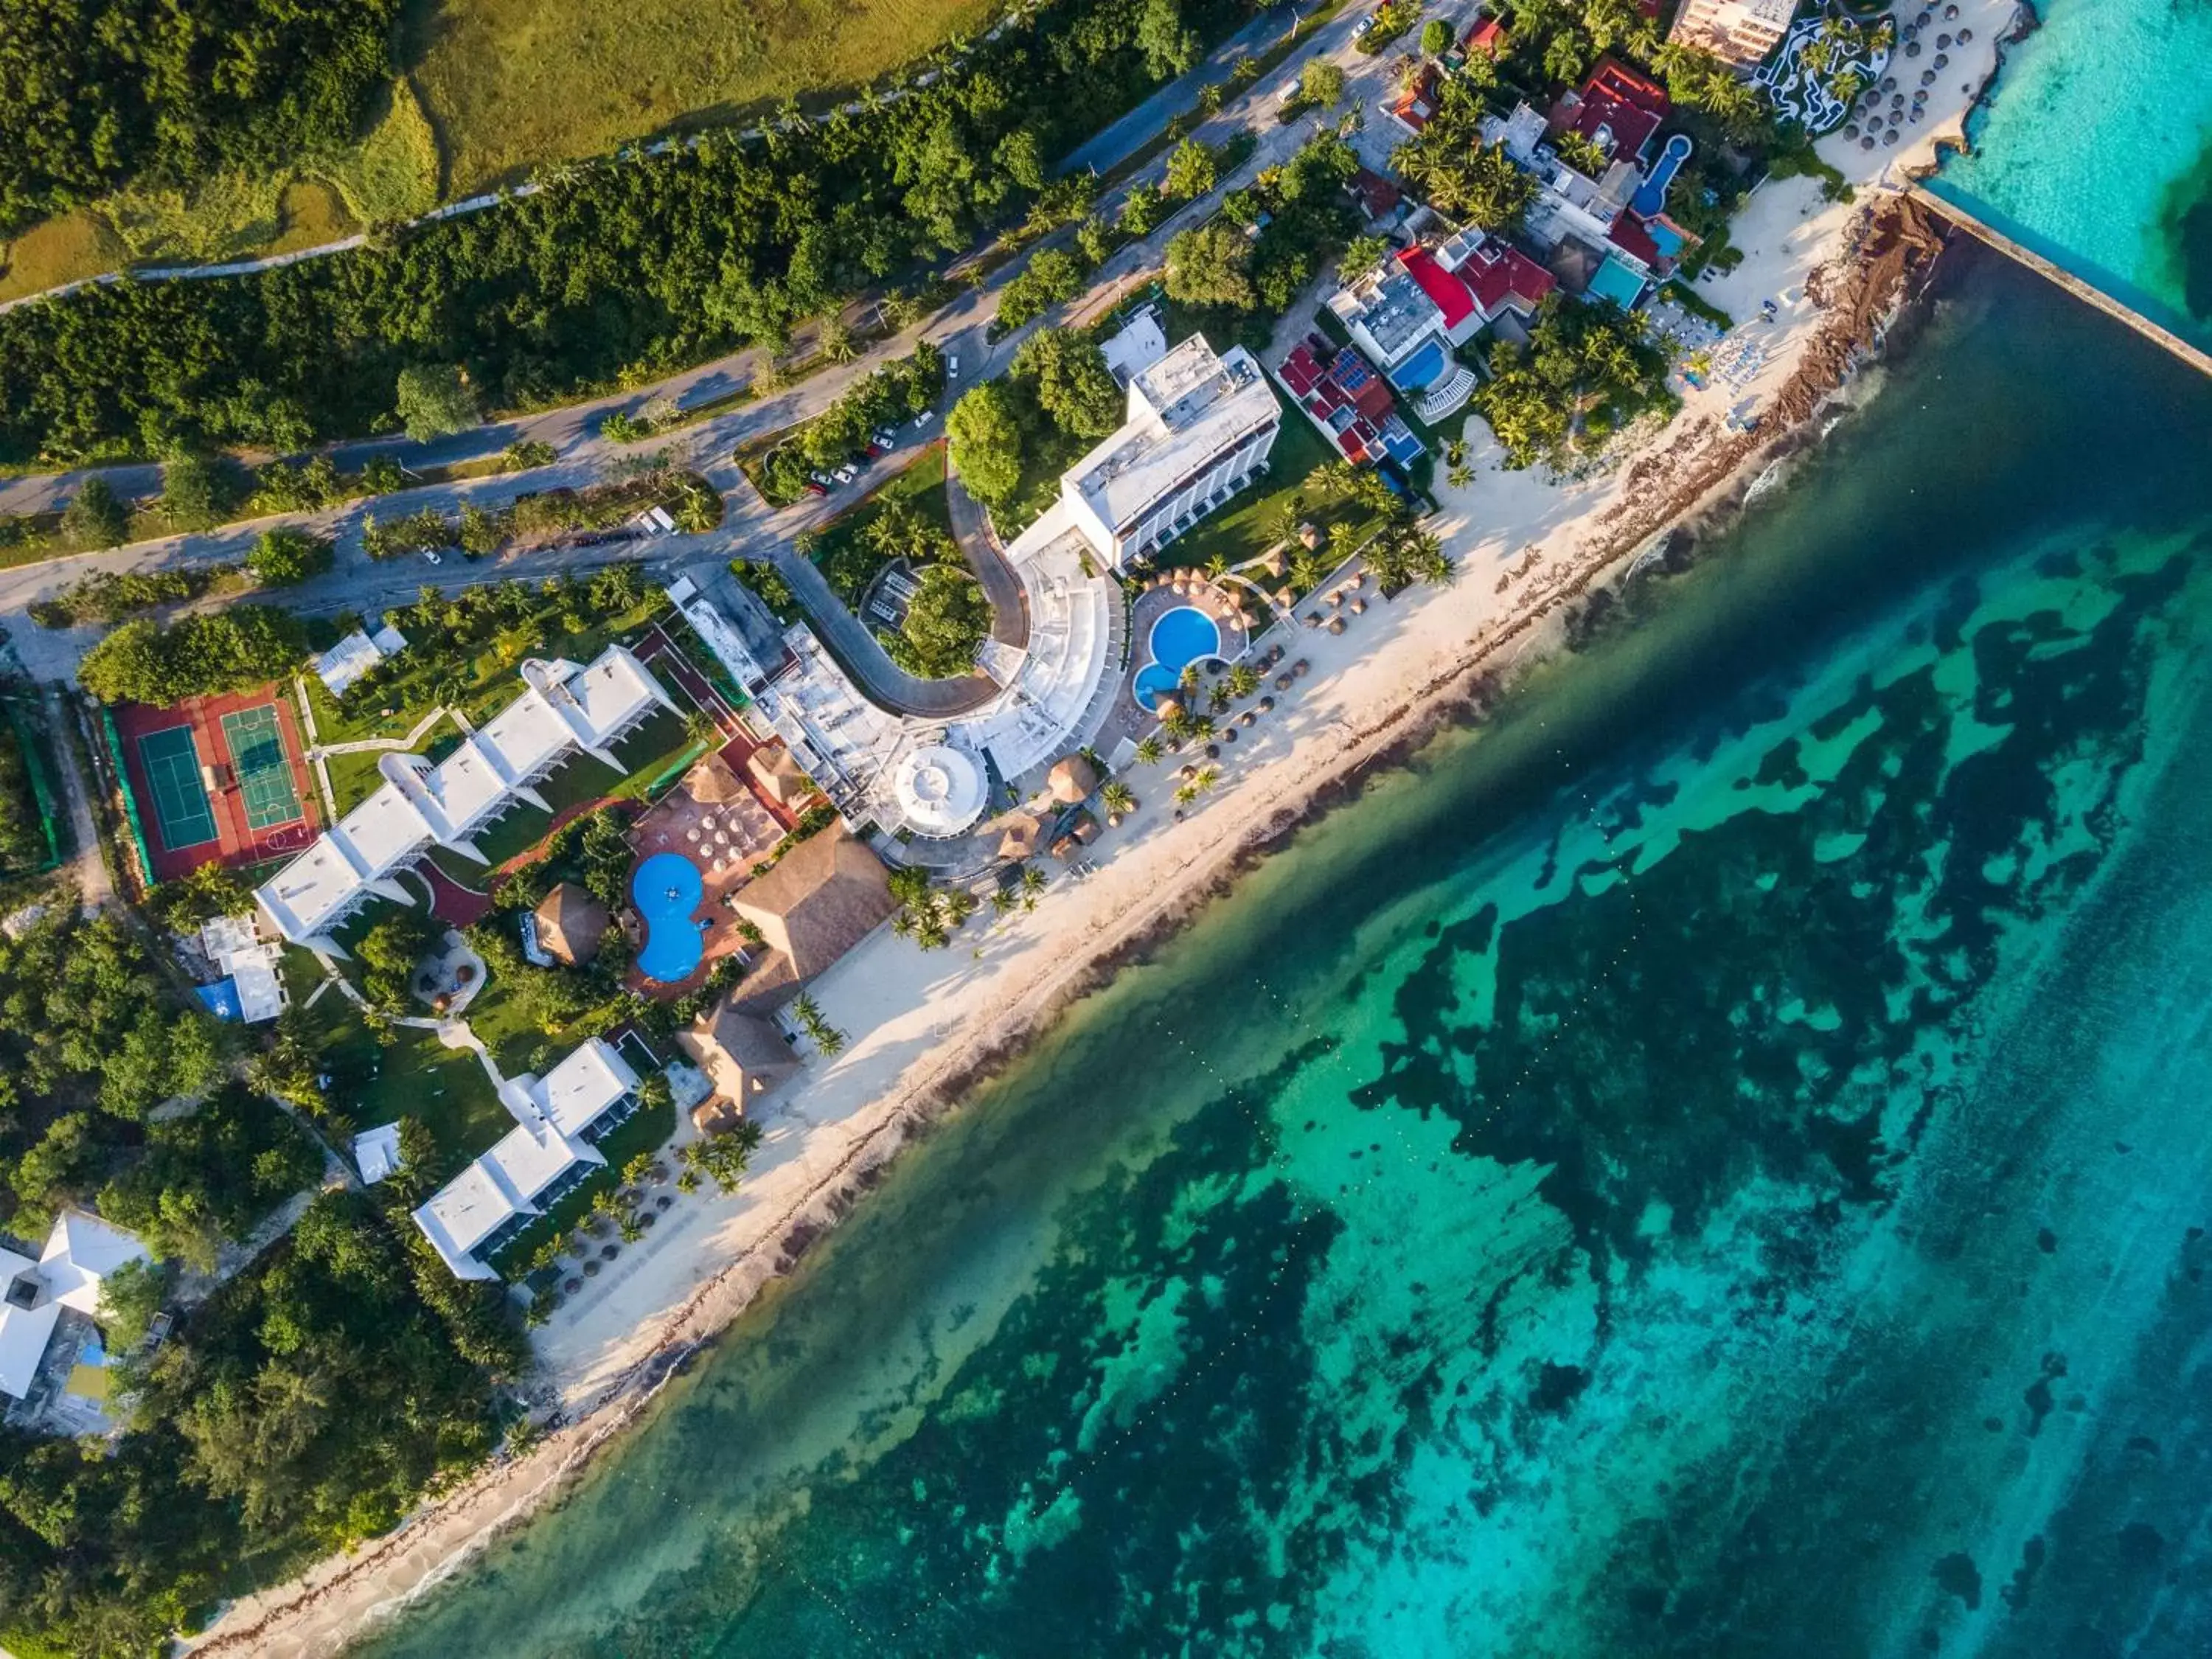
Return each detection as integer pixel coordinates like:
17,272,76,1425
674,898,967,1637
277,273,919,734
1159,388,1340,572
807,448,955,605
299,980,510,1182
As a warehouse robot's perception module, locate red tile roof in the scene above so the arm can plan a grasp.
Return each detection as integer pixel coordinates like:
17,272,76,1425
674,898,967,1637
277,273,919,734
1352,168,1402,220
1586,58,1670,116
1396,246,1476,330
1555,57,1672,164
1607,215,1661,269
1467,16,1506,54
1464,244,1558,314
1351,378,1394,422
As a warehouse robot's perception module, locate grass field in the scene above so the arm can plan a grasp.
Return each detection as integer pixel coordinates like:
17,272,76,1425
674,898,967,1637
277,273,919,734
403,0,1001,194
0,0,985,303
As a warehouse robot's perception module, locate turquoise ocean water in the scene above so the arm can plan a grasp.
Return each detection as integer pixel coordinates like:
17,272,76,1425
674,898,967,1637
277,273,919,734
1930,0,2212,352
355,246,2212,1656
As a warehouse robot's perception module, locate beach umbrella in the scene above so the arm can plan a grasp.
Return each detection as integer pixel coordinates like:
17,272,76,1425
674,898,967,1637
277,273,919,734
1350,598,1367,614
1328,616,1346,634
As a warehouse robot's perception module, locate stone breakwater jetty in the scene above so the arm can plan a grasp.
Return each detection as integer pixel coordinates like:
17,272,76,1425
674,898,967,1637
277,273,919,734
1909,186,2212,382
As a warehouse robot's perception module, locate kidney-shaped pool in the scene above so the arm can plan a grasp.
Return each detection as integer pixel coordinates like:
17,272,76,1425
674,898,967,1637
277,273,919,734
632,851,705,983
1133,605,1223,710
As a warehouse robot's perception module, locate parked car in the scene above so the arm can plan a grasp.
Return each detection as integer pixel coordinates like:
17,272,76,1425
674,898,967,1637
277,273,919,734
804,480,830,498
913,409,935,430
422,549,443,565
946,355,960,378
873,427,898,448
833,463,859,484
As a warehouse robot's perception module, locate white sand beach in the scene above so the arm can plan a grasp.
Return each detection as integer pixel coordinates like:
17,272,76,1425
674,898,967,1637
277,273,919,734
187,7,2027,1651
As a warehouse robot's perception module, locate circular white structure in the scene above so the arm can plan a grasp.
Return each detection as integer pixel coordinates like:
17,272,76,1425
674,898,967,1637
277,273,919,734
894,743,988,837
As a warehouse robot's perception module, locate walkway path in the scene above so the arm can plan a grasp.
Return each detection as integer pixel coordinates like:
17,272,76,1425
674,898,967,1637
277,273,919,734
945,462,1029,651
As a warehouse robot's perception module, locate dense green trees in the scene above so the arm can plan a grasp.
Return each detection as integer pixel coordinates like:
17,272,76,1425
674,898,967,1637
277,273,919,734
0,1190,519,1655
0,909,236,1233
60,478,128,548
0,0,1256,464
947,381,1026,507
393,364,481,442
1478,293,1672,468
995,247,1086,330
1392,79,1537,231
97,1082,324,1270
76,603,306,704
0,0,401,234
246,526,333,586
1009,327,1123,439
0,690,47,874
883,567,990,679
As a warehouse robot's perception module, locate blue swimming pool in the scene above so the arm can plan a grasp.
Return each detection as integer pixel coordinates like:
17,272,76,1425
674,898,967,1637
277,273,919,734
1389,338,1449,392
1631,133,1692,220
633,851,705,983
1135,606,1223,711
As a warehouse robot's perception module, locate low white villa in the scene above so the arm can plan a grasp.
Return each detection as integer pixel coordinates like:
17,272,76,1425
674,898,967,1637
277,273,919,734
1,1211,150,1401
412,1037,644,1281
257,645,677,953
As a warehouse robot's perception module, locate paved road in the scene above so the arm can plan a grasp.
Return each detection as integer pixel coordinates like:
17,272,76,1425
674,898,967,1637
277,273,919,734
0,0,1466,701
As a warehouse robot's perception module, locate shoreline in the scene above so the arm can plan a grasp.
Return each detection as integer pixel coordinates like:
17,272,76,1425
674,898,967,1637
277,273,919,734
188,198,1951,1659
185,13,2020,1647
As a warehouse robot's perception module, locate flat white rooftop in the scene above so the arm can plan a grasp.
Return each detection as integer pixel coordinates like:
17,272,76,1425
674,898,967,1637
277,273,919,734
414,1037,641,1279
257,646,672,947
1067,338,1279,540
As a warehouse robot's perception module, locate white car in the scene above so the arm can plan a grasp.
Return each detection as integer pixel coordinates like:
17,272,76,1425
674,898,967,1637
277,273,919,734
946,355,960,378
833,463,859,484
914,409,936,429
422,549,443,565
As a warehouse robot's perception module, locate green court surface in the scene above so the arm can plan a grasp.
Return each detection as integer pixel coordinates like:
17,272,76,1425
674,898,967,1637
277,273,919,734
136,726,218,849
220,703,302,832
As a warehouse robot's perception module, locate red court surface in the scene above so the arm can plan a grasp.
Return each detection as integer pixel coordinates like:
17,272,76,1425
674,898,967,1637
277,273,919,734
111,685,321,882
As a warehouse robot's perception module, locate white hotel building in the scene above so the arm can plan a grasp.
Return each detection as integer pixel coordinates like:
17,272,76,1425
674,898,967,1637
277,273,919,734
1050,334,1281,571
413,1037,644,1280
256,644,676,954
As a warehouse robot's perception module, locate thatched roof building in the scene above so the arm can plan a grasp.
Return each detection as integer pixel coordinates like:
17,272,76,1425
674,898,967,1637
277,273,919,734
532,883,608,967
727,825,898,1010
687,750,751,804
1047,754,1099,805
746,742,816,810
676,997,801,1112
995,812,1047,862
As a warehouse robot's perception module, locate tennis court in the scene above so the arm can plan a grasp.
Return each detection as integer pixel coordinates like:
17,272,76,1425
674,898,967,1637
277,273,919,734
136,726,218,849
220,703,303,832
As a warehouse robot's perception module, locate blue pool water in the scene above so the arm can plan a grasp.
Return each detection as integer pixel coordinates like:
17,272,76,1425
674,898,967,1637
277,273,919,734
1135,606,1223,710
632,851,704,983
1389,338,1448,392
1632,133,1691,220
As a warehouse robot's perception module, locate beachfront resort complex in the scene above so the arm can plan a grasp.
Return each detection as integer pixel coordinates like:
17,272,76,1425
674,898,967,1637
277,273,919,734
1,0,2118,1646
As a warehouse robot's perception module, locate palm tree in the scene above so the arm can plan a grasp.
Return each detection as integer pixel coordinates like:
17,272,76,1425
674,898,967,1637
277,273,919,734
1101,781,1135,817
1179,664,1203,695
1206,552,1230,579
1020,866,1046,896
1175,782,1199,805
1225,664,1259,699
991,886,1019,916
1447,462,1475,490
1270,493,1307,544
1209,683,1232,714
1135,735,1164,765
1192,765,1221,792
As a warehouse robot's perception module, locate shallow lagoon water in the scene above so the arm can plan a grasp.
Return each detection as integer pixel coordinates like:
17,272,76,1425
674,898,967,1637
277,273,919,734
1930,0,2212,352
360,250,2212,1658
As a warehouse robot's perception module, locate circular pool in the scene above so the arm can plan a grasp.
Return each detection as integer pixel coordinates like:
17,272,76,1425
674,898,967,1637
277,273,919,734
632,851,705,984
1134,605,1223,711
